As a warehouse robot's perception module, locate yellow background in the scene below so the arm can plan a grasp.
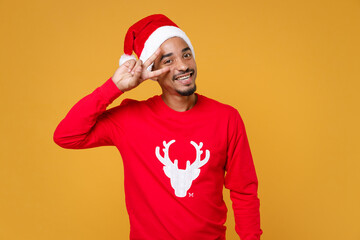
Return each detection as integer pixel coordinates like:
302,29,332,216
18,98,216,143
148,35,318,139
1,0,359,239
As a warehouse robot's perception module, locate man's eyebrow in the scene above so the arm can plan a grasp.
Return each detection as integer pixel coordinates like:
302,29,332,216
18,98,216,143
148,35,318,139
160,53,173,61
159,47,191,61
182,47,191,52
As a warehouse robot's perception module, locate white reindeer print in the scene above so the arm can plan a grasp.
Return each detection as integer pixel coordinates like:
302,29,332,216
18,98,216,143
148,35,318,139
155,140,210,197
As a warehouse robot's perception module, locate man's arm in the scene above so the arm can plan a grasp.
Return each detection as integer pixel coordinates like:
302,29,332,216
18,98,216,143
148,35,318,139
224,109,262,240
53,77,123,149
53,50,169,149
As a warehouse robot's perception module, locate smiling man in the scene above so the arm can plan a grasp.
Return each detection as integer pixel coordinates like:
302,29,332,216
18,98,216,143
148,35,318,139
54,14,262,240
156,41,196,95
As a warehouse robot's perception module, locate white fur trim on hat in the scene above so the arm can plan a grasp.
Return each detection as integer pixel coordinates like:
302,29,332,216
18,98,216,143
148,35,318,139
139,26,195,71
119,54,137,66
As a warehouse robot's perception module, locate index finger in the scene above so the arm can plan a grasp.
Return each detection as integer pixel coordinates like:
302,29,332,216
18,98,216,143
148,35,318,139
143,48,161,69
145,66,170,80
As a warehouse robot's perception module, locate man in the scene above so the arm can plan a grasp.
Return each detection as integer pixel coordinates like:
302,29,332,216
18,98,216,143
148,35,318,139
54,14,262,240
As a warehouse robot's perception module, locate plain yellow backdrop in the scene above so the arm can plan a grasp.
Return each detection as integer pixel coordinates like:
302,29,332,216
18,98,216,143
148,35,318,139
1,0,359,239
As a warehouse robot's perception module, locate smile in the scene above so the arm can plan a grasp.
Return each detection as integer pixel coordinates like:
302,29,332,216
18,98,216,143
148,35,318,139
177,74,191,80
174,70,194,81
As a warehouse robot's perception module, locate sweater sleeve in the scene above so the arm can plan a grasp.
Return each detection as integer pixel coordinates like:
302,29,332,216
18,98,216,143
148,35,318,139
53,77,123,149
224,109,262,240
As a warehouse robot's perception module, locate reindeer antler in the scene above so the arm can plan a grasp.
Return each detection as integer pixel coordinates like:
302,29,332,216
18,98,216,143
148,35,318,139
188,141,210,170
155,140,176,167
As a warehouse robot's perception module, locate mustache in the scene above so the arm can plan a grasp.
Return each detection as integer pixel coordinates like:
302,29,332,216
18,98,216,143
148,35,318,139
172,69,195,80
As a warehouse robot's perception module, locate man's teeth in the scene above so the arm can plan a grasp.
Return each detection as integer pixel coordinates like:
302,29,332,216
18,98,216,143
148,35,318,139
177,74,190,80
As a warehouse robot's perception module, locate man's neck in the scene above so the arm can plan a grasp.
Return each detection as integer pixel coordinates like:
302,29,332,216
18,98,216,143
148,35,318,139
161,93,197,112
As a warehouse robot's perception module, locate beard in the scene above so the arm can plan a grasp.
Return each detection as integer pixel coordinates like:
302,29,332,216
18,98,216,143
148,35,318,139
176,84,197,96
173,69,197,96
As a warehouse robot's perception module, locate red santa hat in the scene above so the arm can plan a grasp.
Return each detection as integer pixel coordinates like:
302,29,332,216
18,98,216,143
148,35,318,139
119,14,195,70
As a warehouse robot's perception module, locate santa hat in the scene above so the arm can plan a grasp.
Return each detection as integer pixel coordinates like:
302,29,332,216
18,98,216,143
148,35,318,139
119,14,195,70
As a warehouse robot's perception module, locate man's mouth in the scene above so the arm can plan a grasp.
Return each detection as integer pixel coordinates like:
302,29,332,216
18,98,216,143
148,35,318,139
173,70,194,83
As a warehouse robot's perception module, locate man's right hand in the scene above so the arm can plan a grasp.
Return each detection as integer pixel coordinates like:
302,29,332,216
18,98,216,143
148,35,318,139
111,49,170,92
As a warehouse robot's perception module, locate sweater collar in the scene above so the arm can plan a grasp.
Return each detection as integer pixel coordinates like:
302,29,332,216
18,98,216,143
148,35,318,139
152,93,204,118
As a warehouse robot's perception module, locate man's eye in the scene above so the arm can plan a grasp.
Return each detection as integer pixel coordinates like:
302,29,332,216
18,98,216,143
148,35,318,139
184,53,192,58
163,59,172,64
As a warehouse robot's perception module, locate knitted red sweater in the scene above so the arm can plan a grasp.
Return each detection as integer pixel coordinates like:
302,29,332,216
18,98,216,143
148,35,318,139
54,78,262,240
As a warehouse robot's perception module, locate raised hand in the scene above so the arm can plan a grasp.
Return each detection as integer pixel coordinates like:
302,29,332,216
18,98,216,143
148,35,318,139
111,59,142,92
140,49,170,81
111,49,170,92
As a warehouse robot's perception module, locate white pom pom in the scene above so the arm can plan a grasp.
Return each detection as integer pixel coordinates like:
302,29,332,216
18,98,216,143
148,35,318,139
119,54,137,66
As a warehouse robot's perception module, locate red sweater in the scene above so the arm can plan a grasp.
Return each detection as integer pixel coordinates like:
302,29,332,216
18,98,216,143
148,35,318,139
54,78,262,240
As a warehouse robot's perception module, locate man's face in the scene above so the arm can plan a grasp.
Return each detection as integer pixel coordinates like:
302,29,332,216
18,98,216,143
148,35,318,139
152,37,197,96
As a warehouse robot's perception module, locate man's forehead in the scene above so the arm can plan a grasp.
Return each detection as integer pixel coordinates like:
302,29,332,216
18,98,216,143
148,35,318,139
159,37,190,56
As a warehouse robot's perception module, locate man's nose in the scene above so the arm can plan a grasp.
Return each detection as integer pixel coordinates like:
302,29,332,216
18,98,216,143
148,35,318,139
176,58,188,72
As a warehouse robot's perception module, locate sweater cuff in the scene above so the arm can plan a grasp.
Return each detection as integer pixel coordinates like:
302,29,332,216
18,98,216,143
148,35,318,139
97,77,123,103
